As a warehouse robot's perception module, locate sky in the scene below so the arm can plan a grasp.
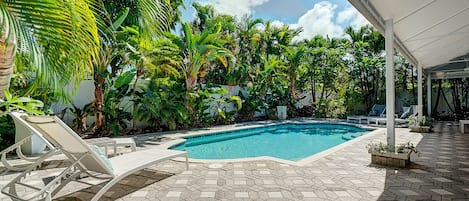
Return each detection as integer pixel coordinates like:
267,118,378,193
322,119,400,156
181,0,370,40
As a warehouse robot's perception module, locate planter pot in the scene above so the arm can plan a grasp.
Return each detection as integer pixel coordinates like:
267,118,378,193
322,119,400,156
409,125,432,133
276,106,287,120
368,150,411,168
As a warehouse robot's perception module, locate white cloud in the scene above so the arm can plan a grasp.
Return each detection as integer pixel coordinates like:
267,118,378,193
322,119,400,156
201,0,370,41
337,6,369,28
270,20,285,28
291,1,343,41
205,0,270,17
337,6,355,24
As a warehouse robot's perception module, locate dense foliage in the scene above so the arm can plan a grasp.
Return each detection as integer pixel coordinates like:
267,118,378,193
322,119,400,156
6,1,467,141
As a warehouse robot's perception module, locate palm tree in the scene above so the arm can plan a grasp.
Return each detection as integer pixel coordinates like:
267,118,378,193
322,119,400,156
344,26,385,111
171,23,233,91
0,0,99,98
284,44,306,107
92,0,173,133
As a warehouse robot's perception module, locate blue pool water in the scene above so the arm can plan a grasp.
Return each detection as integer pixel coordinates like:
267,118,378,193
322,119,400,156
171,123,368,161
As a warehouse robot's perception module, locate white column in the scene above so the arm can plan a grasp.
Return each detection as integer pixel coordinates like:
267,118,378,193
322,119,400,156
427,73,432,116
385,19,395,147
417,64,423,120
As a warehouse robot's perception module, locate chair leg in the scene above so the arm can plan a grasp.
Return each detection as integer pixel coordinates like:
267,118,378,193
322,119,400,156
90,178,121,201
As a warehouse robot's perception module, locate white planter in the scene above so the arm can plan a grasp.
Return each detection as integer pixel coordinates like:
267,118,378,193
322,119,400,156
368,150,411,168
12,115,46,155
276,106,287,120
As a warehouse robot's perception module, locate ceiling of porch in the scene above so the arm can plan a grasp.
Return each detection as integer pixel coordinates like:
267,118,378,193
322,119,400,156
348,0,469,74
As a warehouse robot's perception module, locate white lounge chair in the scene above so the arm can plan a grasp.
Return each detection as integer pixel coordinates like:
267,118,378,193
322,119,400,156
10,111,136,158
346,104,386,124
1,112,58,173
1,112,138,173
1,114,188,201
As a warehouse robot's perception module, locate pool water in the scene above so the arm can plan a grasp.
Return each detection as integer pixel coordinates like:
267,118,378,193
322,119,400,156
171,123,368,161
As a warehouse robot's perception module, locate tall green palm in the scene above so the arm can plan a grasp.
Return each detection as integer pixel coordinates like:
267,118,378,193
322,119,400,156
284,44,305,106
171,23,232,91
0,0,99,98
233,16,263,85
344,25,385,111
92,0,174,133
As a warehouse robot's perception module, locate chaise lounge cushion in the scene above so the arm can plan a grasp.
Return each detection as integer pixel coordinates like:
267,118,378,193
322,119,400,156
89,145,114,172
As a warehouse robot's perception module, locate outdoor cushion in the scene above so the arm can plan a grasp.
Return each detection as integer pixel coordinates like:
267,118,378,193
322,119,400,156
89,145,114,172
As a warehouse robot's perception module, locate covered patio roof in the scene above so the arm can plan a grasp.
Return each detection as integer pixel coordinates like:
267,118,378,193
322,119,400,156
348,0,469,74
347,0,469,146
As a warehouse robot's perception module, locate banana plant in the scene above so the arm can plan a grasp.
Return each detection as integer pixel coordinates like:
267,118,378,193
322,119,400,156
102,70,136,136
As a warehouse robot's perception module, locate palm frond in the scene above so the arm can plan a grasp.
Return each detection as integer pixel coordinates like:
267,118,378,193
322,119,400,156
1,0,99,101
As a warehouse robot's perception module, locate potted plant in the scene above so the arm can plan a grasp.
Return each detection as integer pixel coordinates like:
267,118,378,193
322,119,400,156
367,141,419,167
408,116,433,133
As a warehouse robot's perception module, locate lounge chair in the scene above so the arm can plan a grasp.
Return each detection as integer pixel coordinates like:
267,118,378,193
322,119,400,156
367,105,417,126
346,104,386,124
1,112,58,172
368,104,386,117
10,111,136,158
399,105,418,119
1,114,188,201
1,112,137,173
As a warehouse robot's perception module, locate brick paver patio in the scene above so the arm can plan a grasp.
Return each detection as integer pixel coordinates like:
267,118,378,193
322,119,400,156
1,121,468,201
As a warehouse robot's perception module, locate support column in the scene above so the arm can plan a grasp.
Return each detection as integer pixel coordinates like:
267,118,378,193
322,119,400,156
427,73,432,116
385,19,395,147
417,64,423,120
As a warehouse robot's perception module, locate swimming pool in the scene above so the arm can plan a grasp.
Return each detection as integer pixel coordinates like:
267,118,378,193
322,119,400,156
171,123,368,161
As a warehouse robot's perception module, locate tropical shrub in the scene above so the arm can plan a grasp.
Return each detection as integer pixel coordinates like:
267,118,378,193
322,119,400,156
237,89,264,121
135,77,188,131
102,70,135,136
205,86,242,125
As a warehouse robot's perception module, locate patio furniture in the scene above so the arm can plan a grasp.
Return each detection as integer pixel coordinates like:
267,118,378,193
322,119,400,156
1,115,188,201
10,111,136,157
399,106,412,119
346,116,369,124
346,104,386,124
84,137,137,156
367,117,408,126
460,120,469,134
368,104,386,117
2,112,138,173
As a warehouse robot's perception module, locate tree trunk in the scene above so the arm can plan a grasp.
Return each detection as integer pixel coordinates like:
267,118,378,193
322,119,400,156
288,71,296,108
411,67,416,98
0,29,16,97
94,73,105,135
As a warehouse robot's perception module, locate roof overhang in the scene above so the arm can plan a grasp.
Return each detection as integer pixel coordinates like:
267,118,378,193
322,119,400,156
348,0,469,74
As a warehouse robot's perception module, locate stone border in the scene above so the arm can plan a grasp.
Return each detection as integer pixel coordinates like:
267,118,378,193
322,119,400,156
155,120,383,166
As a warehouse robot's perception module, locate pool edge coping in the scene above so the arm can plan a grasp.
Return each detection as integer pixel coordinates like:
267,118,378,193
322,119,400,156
156,120,384,166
